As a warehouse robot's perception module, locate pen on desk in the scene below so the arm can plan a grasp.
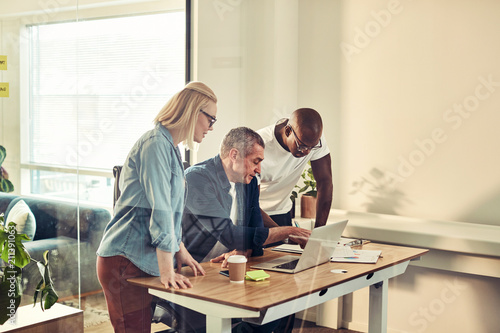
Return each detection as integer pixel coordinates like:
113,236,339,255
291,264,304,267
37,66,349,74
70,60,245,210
294,220,300,228
345,239,363,247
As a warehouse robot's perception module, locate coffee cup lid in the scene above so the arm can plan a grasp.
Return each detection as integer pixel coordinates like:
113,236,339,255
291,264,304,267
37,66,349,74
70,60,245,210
227,255,247,263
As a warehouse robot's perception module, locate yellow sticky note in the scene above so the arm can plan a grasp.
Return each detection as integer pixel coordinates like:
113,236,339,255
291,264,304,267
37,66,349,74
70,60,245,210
0,56,6,70
0,83,9,97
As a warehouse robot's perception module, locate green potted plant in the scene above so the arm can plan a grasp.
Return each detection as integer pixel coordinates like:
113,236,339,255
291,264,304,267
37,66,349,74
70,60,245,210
0,213,58,325
290,162,317,219
0,145,14,193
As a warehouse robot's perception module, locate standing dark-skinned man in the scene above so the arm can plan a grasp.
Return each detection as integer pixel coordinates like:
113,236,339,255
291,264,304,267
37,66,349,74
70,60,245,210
257,108,333,229
257,108,333,332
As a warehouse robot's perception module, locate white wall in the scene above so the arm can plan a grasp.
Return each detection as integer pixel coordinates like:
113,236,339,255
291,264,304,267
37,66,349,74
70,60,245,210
190,0,245,163
344,265,500,333
337,0,500,226
297,0,342,208
0,16,25,190
196,0,500,228
192,0,302,163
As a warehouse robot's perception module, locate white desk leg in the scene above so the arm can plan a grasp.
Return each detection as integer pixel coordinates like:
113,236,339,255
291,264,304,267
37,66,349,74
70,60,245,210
316,297,343,329
368,280,388,333
206,315,232,333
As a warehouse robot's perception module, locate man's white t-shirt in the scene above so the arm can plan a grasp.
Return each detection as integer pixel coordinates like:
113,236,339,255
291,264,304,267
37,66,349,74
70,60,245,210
257,124,330,216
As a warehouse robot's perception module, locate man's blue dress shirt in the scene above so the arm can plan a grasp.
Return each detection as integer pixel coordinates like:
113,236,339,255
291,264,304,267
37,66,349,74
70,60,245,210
182,155,269,263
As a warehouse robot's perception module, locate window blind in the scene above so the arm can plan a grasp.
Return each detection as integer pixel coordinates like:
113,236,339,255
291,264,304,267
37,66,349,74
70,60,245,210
28,12,186,171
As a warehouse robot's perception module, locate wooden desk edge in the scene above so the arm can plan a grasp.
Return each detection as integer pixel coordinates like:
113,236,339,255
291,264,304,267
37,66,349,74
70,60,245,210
128,244,429,312
127,277,260,312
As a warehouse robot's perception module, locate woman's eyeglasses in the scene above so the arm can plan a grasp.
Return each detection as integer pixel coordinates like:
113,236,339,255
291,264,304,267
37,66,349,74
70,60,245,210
200,110,217,128
289,125,322,153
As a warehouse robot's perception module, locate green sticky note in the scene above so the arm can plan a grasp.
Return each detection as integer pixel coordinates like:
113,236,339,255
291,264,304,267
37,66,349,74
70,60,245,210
245,270,270,281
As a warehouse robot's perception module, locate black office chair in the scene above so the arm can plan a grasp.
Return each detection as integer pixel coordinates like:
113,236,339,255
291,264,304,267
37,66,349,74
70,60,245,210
112,165,122,209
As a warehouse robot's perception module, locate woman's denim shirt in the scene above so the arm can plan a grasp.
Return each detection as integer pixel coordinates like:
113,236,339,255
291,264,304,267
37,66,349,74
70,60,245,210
97,124,185,276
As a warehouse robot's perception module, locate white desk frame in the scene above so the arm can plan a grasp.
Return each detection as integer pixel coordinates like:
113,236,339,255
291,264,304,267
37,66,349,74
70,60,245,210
149,261,410,333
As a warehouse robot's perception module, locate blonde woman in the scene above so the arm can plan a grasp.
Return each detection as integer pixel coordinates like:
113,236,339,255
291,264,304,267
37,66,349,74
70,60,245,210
97,82,217,333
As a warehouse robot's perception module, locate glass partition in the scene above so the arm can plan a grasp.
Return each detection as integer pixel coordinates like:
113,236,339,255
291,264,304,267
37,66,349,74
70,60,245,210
1,0,187,329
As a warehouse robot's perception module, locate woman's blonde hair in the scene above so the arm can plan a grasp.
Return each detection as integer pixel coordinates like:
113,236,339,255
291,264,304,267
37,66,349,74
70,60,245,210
154,81,217,149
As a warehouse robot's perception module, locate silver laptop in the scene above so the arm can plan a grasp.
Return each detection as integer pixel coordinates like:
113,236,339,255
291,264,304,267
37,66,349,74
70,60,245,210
251,220,348,273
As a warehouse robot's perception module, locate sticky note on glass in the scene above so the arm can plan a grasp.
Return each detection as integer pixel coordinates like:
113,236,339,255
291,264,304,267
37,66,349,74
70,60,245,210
0,83,9,97
0,56,6,70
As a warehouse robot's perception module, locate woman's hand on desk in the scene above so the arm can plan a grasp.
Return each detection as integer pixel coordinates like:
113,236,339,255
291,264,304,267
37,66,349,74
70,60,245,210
175,242,206,277
160,271,193,289
157,248,194,289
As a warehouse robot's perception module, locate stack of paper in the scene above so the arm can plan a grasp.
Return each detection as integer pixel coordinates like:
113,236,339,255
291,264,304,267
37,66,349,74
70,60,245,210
271,244,303,254
272,243,382,264
331,245,355,258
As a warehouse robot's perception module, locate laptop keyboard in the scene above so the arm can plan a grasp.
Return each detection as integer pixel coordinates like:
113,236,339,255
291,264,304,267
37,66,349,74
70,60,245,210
273,258,300,270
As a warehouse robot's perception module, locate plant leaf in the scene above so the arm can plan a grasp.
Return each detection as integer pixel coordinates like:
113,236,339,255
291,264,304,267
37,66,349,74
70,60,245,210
0,222,31,268
0,178,14,192
298,185,308,193
305,190,318,198
0,145,6,166
0,146,14,192
42,287,58,310
33,277,44,307
33,250,58,311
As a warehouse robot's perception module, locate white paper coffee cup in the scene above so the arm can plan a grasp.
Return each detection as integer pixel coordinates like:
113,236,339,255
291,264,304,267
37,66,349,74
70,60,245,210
227,255,247,283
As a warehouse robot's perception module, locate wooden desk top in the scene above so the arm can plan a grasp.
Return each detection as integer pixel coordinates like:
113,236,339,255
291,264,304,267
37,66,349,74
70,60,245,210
128,243,428,312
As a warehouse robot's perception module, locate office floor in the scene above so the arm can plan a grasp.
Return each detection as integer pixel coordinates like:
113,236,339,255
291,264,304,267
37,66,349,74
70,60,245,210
291,320,361,333
86,320,361,333
83,293,362,333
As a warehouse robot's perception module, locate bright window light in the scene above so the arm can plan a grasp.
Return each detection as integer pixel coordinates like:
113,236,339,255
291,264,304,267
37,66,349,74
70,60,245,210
25,11,186,205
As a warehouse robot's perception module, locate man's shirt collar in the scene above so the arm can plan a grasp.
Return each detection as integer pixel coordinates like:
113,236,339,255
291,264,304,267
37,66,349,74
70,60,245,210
213,154,232,191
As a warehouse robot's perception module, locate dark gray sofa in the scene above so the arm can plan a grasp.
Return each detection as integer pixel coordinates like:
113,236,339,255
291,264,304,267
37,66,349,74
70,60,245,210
0,193,111,301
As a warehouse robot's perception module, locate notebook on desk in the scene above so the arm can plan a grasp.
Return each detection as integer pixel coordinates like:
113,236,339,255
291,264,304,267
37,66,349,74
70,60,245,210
251,220,348,273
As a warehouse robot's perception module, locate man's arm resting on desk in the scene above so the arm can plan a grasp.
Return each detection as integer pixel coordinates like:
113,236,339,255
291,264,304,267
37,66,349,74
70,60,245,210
311,154,333,228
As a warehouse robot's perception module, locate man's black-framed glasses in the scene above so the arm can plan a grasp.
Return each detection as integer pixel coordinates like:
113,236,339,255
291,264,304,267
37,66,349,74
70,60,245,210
289,125,322,153
200,109,217,128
